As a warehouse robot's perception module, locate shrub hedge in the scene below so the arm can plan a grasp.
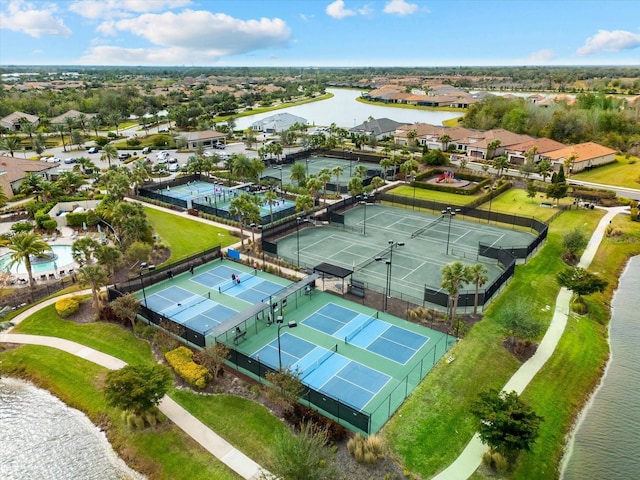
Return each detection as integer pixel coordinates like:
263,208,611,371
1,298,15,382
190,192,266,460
165,346,212,389
55,296,80,318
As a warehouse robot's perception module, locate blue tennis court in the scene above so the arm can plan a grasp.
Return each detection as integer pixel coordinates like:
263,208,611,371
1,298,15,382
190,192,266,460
301,303,429,364
144,285,237,334
253,333,390,410
192,264,285,304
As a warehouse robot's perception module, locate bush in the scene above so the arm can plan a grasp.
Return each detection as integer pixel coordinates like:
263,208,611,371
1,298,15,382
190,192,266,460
283,403,348,442
347,433,386,464
41,219,58,232
55,296,80,318
165,346,212,389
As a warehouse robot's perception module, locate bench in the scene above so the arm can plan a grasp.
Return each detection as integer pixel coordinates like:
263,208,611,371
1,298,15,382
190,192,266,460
233,330,247,345
349,280,365,298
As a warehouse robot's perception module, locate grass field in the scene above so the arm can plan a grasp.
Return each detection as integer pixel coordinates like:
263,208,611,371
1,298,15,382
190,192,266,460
383,208,605,478
387,184,481,206
480,187,571,222
144,207,237,264
572,155,640,189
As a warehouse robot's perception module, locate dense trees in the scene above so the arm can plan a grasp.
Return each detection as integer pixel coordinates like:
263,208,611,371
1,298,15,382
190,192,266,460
104,364,172,415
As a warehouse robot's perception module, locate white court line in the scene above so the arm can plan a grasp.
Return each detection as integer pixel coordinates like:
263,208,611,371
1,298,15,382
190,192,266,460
488,232,506,249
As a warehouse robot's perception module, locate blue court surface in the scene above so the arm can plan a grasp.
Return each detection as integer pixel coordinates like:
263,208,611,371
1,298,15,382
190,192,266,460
301,303,429,364
144,285,237,334
253,333,390,410
191,264,285,304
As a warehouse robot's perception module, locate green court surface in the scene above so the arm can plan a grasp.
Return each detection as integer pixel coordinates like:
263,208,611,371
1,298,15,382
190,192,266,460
262,155,381,188
134,258,450,434
275,203,537,305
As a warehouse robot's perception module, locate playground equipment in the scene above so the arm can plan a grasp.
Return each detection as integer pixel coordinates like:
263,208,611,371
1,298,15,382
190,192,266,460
436,171,460,183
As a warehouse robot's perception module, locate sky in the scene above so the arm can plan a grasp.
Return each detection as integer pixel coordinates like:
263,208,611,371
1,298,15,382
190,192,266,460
0,0,639,67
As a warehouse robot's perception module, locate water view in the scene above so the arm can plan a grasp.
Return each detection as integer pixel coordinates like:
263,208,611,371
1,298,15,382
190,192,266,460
561,255,640,479
0,377,145,480
233,88,462,130
0,244,75,275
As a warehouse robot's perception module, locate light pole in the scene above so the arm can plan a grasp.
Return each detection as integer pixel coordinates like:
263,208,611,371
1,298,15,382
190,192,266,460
357,194,369,235
487,186,497,224
276,315,297,371
442,207,461,255
139,266,147,307
296,217,308,267
375,257,392,311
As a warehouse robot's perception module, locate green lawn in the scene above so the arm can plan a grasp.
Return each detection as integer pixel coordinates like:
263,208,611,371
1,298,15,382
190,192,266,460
572,154,640,189
479,187,572,222
387,184,480,206
383,208,605,478
0,346,240,480
144,207,237,264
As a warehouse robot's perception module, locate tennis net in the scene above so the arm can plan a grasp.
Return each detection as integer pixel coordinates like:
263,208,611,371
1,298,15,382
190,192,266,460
411,215,444,238
218,270,257,293
346,316,376,343
164,296,208,318
354,245,392,272
302,346,338,379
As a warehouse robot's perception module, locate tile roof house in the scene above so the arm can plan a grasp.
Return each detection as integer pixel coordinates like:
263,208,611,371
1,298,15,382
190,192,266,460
464,129,534,160
179,130,227,150
250,113,308,133
50,110,97,125
542,142,617,173
350,118,408,140
505,138,567,165
0,111,39,131
0,155,55,199
394,124,477,151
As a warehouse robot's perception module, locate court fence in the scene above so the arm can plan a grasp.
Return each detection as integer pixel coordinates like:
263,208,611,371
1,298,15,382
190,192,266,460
138,174,203,209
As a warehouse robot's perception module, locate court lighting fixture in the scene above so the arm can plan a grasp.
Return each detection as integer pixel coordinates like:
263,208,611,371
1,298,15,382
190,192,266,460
296,217,309,268
277,315,297,371
357,194,369,235
441,207,461,255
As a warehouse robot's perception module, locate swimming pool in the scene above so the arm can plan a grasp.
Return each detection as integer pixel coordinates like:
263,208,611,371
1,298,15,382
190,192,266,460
0,245,75,275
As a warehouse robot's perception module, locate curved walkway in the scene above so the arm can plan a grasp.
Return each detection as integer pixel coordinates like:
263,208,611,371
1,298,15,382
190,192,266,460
0,293,270,480
432,205,629,479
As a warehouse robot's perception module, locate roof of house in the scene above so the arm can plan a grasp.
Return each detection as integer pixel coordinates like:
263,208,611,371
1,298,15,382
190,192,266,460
507,137,567,154
180,130,226,142
468,129,533,149
350,118,407,136
0,155,54,183
50,110,96,124
1,111,39,125
251,112,307,130
544,142,617,163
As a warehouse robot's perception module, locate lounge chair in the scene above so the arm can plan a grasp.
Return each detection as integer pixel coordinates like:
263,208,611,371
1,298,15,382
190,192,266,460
51,232,57,241
42,233,49,241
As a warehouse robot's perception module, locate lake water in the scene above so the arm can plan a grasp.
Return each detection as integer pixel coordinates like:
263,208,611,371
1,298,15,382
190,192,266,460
561,255,640,479
0,377,145,480
233,88,462,130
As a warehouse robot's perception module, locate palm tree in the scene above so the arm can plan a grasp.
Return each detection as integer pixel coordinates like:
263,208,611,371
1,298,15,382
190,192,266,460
406,129,418,147
0,186,8,207
441,261,471,331
370,176,385,196
332,165,344,194
101,144,118,168
492,154,509,177
20,173,44,200
95,245,123,283
379,157,392,182
78,265,109,310
5,232,52,288
232,154,253,183
250,158,265,183
400,159,419,184
72,237,101,266
318,169,331,205
295,194,314,216
305,176,323,203
262,190,279,224
439,134,452,152
0,136,20,157
64,117,78,146
537,159,553,182
290,161,307,187
89,116,101,137
229,194,260,248
56,171,84,195
53,123,68,152
467,264,489,315
486,139,501,160
20,119,37,150
354,164,367,179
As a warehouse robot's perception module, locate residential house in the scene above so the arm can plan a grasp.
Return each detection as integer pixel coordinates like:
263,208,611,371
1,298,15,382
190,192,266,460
464,129,533,160
542,142,617,173
49,110,97,126
179,130,227,150
0,111,39,131
250,113,308,133
350,118,407,141
506,138,567,165
0,155,55,199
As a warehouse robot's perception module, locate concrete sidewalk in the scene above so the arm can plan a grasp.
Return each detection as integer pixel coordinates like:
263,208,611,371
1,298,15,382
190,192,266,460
432,206,628,479
0,292,271,480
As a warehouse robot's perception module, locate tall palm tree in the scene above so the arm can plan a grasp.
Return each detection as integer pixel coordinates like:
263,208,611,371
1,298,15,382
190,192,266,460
379,157,392,182
64,117,78,145
5,232,52,288
95,245,123,283
56,171,85,195
78,265,109,310
20,120,37,150
318,168,331,205
486,139,501,160
53,123,68,152
295,194,314,216
332,165,344,194
262,190,279,224
370,176,385,196
0,185,8,207
441,261,471,331
89,116,101,138
467,264,489,315
232,154,253,183
0,136,20,157
438,134,451,152
229,194,260,248
400,159,419,184
290,161,307,187
354,164,367,179
492,154,509,177
101,144,118,168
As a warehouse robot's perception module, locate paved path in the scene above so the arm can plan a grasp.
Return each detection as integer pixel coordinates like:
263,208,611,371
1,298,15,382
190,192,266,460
432,205,629,479
0,293,271,480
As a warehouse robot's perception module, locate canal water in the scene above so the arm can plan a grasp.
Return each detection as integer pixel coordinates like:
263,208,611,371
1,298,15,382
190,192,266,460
234,88,462,130
561,255,640,479
0,377,145,480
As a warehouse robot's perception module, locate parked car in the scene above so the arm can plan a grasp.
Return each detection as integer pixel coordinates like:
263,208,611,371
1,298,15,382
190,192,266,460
214,142,226,149
168,157,178,164
118,153,131,160
87,147,99,154
156,150,169,159
44,157,61,163
63,157,77,164
142,147,152,154
168,163,179,172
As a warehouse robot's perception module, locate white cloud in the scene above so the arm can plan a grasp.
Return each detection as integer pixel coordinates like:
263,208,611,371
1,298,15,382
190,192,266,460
326,0,356,19
577,29,640,55
96,20,117,36
68,0,192,20
109,10,290,55
527,49,556,64
78,45,213,65
0,0,71,38
383,0,418,16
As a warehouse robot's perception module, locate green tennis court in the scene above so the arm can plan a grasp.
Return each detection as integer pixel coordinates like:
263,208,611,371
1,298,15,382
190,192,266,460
275,203,536,305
